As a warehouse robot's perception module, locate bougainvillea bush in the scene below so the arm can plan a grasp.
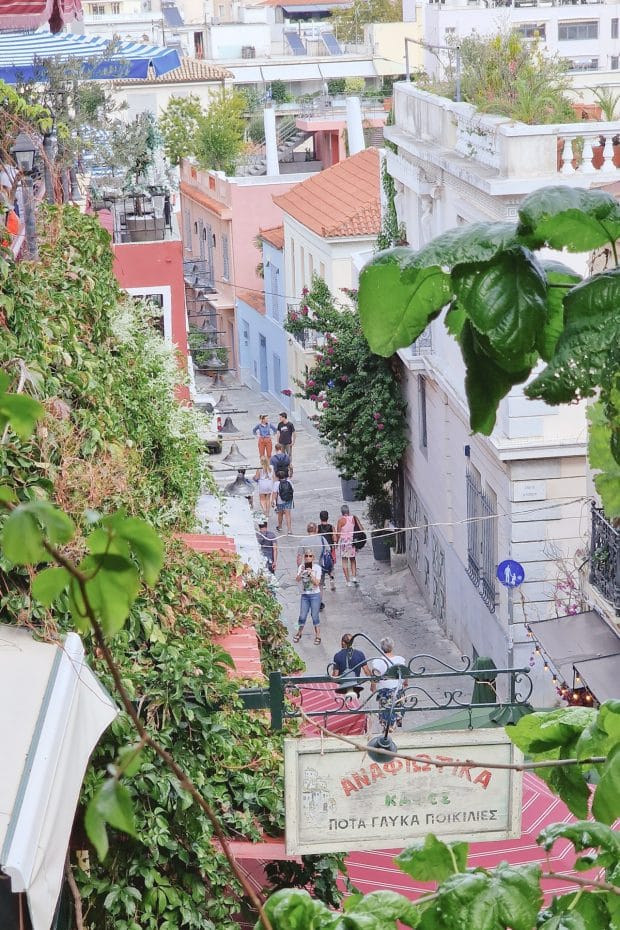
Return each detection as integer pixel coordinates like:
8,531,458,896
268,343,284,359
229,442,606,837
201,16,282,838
285,276,408,502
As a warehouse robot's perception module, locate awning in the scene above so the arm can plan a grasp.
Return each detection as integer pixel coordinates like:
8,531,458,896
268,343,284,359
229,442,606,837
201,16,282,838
0,0,82,34
229,65,264,83
261,62,322,81
318,59,376,78
530,610,620,702
0,624,117,930
0,29,181,82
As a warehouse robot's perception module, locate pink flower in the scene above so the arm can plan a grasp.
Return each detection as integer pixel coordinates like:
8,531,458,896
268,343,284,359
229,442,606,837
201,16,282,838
377,423,385,430
326,347,334,355
323,402,329,409
289,312,298,321
310,393,317,401
373,412,381,420
306,379,315,387
302,287,309,296
281,388,292,396
301,306,309,316
341,375,349,382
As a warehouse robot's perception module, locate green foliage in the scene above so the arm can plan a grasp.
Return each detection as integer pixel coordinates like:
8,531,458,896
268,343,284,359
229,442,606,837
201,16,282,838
358,185,620,517
158,94,204,164
264,702,620,928
376,158,407,251
458,30,574,124
284,277,408,500
327,78,346,96
270,80,292,104
592,86,620,121
194,89,247,175
344,76,366,96
332,0,402,44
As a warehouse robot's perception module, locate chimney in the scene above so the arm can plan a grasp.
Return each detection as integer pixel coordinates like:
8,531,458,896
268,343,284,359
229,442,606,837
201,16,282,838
263,105,279,176
345,96,365,156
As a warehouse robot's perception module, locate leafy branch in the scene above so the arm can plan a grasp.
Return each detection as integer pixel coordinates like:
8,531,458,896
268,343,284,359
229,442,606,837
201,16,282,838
358,185,620,516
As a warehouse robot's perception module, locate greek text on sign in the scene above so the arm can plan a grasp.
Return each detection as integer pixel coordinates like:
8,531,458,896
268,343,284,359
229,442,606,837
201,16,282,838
284,730,523,855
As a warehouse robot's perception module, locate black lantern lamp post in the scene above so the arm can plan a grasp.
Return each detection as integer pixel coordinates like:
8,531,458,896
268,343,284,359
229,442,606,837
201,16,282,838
9,132,38,260
41,111,57,205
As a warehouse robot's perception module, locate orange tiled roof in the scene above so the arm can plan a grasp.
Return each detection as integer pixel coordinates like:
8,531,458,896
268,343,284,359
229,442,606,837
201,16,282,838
273,148,380,238
116,57,232,85
179,181,233,219
237,289,266,314
260,225,284,250
178,533,263,680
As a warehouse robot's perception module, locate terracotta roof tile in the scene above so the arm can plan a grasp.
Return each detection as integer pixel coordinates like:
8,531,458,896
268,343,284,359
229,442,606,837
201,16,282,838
116,57,232,85
273,148,380,239
260,225,284,249
237,289,266,314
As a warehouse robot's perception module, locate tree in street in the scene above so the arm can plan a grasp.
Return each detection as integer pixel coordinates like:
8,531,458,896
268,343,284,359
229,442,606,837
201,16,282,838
194,89,247,175
158,93,204,164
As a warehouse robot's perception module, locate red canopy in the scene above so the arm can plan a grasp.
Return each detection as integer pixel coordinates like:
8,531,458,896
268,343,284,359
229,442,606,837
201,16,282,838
0,0,82,34
298,679,368,737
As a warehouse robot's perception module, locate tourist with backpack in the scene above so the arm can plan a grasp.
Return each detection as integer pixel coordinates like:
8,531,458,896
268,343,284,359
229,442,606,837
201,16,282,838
273,470,294,534
270,443,290,477
318,510,337,592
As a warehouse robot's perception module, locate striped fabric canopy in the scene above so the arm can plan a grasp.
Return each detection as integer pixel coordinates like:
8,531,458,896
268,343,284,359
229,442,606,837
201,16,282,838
0,0,82,34
0,29,181,83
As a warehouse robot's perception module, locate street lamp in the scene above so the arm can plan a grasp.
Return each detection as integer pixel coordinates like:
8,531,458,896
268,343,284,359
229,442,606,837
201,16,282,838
41,112,58,205
9,132,38,260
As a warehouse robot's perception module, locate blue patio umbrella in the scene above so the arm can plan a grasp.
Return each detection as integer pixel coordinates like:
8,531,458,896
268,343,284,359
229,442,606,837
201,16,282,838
0,29,181,83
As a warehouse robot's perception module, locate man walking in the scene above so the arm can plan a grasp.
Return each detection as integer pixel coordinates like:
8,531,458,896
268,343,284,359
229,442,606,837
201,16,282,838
370,637,409,731
293,549,322,645
270,443,290,477
256,519,277,574
276,412,295,475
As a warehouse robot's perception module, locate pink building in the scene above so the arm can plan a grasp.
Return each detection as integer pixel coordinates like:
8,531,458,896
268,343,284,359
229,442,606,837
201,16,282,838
179,160,309,376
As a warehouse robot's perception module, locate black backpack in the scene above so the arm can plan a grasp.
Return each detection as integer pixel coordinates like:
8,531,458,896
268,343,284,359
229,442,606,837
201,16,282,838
278,478,294,502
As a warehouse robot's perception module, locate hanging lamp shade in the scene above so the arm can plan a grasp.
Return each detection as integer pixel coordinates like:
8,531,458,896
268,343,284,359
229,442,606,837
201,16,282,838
222,443,247,464
224,469,254,498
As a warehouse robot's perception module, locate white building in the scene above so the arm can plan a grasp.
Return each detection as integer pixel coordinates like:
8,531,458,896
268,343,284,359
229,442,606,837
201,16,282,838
273,145,381,418
420,0,620,78
383,82,620,701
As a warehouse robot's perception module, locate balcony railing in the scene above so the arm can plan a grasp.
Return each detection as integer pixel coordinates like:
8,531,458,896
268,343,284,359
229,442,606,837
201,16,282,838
390,84,620,181
589,504,620,615
286,302,323,350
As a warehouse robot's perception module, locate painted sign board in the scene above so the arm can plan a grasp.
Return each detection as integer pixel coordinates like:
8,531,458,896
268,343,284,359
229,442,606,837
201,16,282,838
284,730,523,855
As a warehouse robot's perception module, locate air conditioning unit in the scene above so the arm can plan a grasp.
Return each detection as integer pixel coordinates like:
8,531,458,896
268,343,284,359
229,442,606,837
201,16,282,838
241,45,256,58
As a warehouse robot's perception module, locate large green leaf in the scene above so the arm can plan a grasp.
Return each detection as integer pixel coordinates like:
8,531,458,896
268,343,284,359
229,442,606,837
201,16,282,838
31,566,70,605
95,779,137,837
358,248,451,357
592,745,620,825
260,889,340,930
429,863,542,930
85,798,109,861
396,834,468,882
345,890,420,928
537,260,582,361
116,517,164,586
415,222,521,268
508,707,597,755
459,322,531,435
539,764,590,820
453,247,548,362
587,401,620,518
527,268,620,405
80,552,140,636
518,186,620,252
575,699,620,762
2,500,75,565
539,912,588,930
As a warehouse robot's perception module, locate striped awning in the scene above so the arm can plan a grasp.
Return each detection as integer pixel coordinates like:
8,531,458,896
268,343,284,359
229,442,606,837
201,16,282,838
0,0,82,34
0,28,181,82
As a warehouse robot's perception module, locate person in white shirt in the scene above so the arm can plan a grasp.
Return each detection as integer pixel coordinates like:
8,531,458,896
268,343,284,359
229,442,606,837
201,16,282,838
293,550,323,645
370,637,409,730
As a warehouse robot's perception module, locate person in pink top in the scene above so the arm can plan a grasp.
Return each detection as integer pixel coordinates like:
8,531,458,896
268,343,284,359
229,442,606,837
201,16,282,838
335,504,361,586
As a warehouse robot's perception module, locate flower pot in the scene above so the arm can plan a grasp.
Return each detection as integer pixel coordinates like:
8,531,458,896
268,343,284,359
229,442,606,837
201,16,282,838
371,529,392,562
341,477,362,502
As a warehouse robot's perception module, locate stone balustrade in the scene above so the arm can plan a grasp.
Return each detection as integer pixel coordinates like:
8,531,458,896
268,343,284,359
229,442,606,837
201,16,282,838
393,83,620,180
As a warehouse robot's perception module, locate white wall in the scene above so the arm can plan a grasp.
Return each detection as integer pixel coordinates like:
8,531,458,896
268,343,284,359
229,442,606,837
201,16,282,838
207,21,271,58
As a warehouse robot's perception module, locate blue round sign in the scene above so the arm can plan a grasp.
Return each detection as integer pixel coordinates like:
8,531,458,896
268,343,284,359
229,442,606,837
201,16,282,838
497,559,525,588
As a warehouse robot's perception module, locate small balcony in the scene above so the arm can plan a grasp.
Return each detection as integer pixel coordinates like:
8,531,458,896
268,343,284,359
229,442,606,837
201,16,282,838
97,192,176,244
589,504,620,616
286,302,323,350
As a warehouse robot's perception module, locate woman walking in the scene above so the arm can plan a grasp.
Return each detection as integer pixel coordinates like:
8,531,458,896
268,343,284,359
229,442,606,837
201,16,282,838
252,414,277,459
293,549,322,645
335,504,360,586
254,456,275,519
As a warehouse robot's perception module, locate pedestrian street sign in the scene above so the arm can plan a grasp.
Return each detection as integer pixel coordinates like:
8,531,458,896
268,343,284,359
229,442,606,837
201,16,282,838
497,559,525,588
284,730,523,854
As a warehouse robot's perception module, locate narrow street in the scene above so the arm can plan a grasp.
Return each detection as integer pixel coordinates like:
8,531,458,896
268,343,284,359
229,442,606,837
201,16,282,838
206,378,470,727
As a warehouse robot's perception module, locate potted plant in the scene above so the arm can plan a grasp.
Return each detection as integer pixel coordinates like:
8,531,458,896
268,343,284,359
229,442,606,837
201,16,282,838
367,493,395,562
